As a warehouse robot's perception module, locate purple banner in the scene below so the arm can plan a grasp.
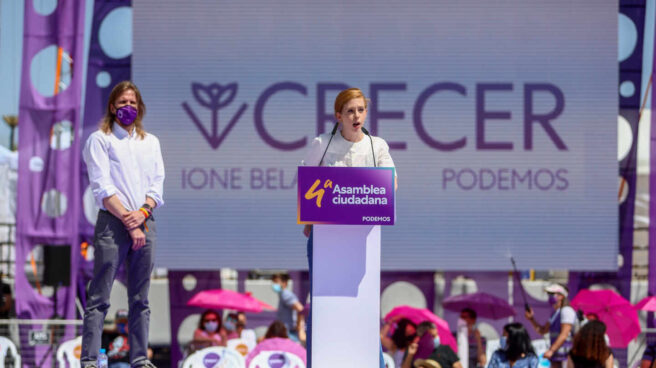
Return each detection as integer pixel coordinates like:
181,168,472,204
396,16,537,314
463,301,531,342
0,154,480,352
649,6,656,326
618,0,646,301
79,0,132,242
15,0,86,323
15,0,86,366
297,166,395,225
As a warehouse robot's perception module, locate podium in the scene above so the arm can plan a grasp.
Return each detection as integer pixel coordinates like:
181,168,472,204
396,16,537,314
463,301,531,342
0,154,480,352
298,167,395,367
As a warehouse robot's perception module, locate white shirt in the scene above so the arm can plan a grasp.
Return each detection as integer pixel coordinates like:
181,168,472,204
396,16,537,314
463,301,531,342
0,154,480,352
551,306,577,325
83,126,165,212
302,131,397,174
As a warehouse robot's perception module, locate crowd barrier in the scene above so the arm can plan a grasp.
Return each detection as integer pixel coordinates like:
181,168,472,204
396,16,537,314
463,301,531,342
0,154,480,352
0,318,82,368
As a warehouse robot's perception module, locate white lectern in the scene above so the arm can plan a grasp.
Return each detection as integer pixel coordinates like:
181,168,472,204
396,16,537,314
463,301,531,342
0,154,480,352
297,166,395,368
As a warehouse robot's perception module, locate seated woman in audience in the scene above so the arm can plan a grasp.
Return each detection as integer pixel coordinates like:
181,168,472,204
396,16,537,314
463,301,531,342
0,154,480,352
264,320,290,339
488,323,538,368
191,309,227,349
381,317,418,368
224,312,242,340
567,321,613,368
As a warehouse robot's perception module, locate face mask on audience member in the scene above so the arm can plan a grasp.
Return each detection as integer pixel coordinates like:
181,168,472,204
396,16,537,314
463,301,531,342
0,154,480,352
272,283,282,293
117,323,127,334
433,336,441,347
548,294,557,305
204,321,218,333
500,336,507,349
224,319,236,331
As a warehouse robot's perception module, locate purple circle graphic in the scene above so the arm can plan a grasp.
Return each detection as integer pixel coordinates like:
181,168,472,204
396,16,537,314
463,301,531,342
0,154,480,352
268,353,287,368
203,352,221,368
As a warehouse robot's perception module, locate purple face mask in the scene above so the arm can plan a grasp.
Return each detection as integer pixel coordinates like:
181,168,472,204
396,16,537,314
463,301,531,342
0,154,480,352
115,105,138,125
548,294,558,305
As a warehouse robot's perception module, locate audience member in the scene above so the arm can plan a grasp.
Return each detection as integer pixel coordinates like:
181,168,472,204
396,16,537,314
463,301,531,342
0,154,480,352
382,317,417,367
567,321,613,368
102,309,153,368
461,308,486,368
488,323,538,368
525,284,577,368
403,321,461,368
264,320,289,339
224,312,241,340
272,273,304,342
640,342,656,368
191,309,226,349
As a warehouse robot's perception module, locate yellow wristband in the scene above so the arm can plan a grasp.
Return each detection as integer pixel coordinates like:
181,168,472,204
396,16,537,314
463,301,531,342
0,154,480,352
139,208,150,219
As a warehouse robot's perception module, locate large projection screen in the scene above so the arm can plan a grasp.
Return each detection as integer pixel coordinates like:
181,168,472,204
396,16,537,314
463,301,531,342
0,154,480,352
133,0,618,270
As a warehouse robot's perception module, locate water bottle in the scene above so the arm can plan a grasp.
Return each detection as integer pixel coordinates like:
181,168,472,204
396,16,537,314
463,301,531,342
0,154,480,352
97,348,108,368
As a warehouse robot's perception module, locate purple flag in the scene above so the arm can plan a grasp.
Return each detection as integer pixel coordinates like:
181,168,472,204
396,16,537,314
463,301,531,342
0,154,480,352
79,0,132,241
15,0,86,366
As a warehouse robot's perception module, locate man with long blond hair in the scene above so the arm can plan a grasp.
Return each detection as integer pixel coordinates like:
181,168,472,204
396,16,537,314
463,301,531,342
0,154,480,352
80,81,164,368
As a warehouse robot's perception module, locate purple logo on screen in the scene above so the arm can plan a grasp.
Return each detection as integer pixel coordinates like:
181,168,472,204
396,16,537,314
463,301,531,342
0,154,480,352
268,353,287,368
202,352,221,368
298,166,395,225
182,82,248,149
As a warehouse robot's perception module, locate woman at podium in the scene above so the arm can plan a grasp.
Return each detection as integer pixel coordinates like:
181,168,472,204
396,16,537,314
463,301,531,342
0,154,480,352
301,87,398,367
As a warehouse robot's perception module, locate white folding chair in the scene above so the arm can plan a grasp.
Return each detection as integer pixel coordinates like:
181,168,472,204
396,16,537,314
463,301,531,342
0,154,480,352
247,351,305,368
227,338,251,357
56,336,82,368
382,352,395,368
240,329,257,352
183,346,246,368
0,336,21,368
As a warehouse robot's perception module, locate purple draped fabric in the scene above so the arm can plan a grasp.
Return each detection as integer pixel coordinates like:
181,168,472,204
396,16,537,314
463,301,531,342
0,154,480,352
649,12,656,326
79,0,132,241
618,1,646,301
77,0,133,310
15,0,86,366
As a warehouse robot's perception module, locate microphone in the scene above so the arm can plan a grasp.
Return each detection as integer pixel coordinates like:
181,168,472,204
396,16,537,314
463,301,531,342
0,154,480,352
361,127,377,167
318,122,340,166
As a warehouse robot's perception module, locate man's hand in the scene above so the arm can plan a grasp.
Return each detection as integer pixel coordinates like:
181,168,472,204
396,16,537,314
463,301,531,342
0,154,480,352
123,210,146,229
129,227,146,250
544,350,554,359
303,224,312,238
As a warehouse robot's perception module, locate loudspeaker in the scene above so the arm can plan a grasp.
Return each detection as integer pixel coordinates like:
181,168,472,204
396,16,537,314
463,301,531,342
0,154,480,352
43,245,71,287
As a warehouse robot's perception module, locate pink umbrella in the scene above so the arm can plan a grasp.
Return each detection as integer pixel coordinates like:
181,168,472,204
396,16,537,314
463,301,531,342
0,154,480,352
384,305,457,352
443,292,515,320
245,337,307,367
187,289,275,313
635,296,656,312
571,289,641,348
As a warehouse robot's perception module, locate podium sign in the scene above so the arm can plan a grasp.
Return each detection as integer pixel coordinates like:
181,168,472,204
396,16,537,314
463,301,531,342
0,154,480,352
297,166,395,225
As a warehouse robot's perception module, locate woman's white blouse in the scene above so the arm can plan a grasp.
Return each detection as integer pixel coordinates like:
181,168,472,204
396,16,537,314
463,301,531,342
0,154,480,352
302,131,397,175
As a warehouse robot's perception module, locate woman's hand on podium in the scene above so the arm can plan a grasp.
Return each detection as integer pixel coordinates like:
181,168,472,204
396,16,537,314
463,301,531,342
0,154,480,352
303,224,312,237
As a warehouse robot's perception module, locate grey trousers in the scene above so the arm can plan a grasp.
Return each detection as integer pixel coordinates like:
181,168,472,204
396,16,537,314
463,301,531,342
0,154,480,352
81,210,156,367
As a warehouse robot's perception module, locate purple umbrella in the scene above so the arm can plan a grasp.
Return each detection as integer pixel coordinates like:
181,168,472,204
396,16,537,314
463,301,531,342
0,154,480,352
443,292,515,320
